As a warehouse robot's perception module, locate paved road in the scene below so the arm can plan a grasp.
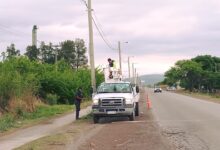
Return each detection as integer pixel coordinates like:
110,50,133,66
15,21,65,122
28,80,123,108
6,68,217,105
0,106,91,150
148,88,220,150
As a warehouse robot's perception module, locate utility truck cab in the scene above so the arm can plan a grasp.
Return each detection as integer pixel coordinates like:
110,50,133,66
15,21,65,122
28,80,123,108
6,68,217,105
92,67,140,123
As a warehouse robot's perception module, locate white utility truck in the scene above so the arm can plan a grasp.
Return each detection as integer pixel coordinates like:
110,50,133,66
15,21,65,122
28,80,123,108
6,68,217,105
92,67,140,123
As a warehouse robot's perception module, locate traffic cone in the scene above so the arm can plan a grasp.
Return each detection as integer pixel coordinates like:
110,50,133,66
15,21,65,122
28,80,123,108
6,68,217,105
147,99,152,109
146,94,152,109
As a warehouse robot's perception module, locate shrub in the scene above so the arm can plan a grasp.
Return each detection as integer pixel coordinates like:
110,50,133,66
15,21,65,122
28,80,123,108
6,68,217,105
7,91,38,117
45,94,59,105
0,57,104,113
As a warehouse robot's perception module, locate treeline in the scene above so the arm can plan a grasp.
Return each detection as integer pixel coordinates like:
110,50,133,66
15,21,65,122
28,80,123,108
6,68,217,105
163,55,220,92
0,39,104,113
3,39,88,69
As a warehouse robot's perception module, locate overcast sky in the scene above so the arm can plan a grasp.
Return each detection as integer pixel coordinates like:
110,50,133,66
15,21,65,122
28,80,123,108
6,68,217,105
0,0,220,76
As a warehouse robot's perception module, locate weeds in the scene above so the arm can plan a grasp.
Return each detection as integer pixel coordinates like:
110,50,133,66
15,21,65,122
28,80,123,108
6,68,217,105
0,104,73,132
0,114,15,132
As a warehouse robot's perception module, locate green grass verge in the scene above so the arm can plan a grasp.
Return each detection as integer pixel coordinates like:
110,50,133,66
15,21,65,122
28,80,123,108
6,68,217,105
175,89,220,102
0,101,92,133
0,114,15,132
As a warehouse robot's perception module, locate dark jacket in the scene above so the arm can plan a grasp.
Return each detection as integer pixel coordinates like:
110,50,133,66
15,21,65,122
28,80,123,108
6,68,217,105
109,60,114,67
75,89,83,103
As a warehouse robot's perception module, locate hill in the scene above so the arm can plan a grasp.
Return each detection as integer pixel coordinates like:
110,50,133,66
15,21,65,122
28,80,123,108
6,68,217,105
139,74,164,86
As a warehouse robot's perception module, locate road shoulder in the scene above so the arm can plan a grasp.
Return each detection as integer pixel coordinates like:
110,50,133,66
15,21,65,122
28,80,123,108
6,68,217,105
17,89,175,150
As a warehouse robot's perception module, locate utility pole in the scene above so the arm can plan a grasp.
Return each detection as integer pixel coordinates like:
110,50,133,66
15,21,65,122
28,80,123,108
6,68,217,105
1,52,6,61
88,0,96,92
118,41,122,75
32,25,38,47
132,63,135,84
132,63,138,85
134,68,137,84
52,44,60,71
128,57,131,81
127,56,133,82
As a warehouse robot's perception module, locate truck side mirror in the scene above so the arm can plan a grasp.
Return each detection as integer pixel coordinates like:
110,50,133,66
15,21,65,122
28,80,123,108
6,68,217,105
136,86,139,93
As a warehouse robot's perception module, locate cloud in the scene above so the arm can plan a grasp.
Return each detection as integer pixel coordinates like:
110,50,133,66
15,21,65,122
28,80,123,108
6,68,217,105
0,0,220,75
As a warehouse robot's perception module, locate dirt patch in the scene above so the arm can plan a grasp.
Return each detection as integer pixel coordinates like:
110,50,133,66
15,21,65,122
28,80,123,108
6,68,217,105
15,120,103,150
77,90,174,150
79,119,172,150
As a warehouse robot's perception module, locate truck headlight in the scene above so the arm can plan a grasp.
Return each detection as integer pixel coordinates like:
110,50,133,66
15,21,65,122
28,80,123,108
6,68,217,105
125,98,133,104
93,99,99,105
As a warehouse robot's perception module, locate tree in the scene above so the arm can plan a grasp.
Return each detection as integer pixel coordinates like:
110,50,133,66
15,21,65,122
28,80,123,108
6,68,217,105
192,55,216,72
75,39,88,70
178,60,203,91
25,45,40,61
6,43,20,59
38,39,88,69
212,56,220,72
59,40,76,68
164,60,203,91
40,42,56,64
164,67,180,86
192,55,220,91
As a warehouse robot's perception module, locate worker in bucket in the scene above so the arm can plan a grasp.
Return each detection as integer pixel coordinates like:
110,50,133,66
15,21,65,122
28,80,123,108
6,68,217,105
107,58,115,79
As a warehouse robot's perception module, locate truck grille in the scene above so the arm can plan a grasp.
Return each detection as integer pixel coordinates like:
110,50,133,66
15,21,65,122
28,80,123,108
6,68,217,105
101,98,123,107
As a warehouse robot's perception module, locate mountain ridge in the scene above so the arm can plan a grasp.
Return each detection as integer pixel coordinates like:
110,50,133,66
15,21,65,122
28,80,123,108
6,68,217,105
139,74,164,85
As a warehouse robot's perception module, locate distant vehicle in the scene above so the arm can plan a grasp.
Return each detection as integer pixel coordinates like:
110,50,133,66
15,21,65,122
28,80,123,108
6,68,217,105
154,86,162,93
166,86,176,91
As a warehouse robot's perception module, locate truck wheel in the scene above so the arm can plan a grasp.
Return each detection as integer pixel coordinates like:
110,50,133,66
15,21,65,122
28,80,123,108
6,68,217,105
93,115,99,124
135,102,139,116
129,111,135,121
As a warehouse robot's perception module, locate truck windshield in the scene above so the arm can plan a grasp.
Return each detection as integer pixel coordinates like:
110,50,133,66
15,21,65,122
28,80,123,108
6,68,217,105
97,83,132,93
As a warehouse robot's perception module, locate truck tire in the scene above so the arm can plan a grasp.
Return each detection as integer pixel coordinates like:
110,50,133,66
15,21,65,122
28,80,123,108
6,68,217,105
129,111,135,121
93,115,99,124
135,102,139,116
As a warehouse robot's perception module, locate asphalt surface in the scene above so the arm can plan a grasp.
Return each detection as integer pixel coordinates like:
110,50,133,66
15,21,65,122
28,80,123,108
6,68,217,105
148,88,220,150
0,106,91,150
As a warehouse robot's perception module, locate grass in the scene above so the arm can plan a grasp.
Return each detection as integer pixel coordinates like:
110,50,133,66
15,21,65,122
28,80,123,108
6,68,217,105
0,114,15,132
0,100,92,134
15,133,69,150
175,89,220,103
0,105,73,134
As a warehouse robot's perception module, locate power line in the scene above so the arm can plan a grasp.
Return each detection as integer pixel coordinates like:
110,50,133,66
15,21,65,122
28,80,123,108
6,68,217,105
79,0,117,51
92,17,116,50
0,26,25,49
80,0,88,8
0,24,30,39
93,11,116,49
0,26,22,37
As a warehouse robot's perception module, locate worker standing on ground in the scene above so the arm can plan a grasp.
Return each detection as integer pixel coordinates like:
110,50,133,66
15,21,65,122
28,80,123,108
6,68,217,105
75,87,83,120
